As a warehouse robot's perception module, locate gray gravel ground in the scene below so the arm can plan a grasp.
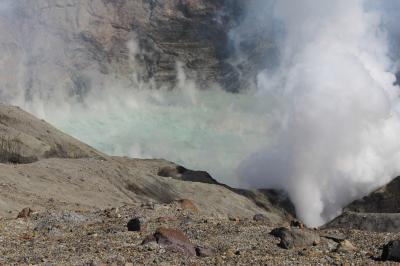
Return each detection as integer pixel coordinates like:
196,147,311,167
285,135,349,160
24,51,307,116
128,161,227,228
1,203,400,265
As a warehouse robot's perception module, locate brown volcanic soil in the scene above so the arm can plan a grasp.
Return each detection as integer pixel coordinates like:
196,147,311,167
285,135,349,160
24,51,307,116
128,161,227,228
1,203,399,265
0,157,280,221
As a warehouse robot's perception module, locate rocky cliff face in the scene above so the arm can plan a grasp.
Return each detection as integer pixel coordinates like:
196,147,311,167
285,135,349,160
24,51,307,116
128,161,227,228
345,176,400,213
0,0,265,103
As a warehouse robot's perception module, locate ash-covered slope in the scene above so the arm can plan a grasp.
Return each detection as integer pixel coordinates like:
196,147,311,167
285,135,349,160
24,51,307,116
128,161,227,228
0,104,290,225
0,104,104,162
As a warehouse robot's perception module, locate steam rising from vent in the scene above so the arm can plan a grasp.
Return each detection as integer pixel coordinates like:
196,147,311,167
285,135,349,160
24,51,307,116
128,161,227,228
238,0,400,226
0,0,400,227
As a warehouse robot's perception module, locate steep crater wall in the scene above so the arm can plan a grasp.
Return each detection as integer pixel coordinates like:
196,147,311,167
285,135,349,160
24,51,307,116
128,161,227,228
0,0,272,99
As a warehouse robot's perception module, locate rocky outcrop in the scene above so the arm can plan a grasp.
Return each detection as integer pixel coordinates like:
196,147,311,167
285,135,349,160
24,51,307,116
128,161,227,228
324,211,400,233
158,163,295,222
345,176,400,213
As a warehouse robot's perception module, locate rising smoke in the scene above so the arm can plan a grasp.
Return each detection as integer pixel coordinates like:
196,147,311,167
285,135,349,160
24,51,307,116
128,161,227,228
0,0,400,226
238,0,400,226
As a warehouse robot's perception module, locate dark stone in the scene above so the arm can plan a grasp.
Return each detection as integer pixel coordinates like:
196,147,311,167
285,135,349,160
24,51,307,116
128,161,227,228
270,227,320,249
382,240,400,262
127,218,142,232
158,165,220,185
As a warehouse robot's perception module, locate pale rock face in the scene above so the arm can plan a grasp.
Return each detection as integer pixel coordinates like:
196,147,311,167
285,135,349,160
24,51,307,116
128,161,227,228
0,0,246,103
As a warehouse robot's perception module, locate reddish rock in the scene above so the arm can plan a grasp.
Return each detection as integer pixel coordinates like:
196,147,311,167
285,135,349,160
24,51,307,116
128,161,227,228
154,227,196,256
142,227,214,257
17,208,33,219
178,199,198,213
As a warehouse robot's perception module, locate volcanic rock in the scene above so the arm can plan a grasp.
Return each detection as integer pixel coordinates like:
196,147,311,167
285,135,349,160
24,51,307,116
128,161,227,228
158,165,220,185
335,240,357,253
382,240,400,262
324,211,400,232
270,227,320,249
0,0,264,94
154,227,196,256
127,218,142,232
345,177,400,213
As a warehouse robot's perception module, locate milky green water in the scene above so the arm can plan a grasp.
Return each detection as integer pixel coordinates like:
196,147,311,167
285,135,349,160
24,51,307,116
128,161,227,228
46,88,274,187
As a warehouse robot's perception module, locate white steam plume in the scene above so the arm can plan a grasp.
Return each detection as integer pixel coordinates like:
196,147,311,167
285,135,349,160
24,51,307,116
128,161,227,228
239,0,400,226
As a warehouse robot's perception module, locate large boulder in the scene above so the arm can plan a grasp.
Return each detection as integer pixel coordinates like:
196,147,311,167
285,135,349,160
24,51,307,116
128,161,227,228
270,227,320,249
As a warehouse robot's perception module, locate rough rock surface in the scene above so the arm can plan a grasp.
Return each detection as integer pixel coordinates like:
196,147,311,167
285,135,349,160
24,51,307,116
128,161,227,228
0,0,266,98
152,227,197,256
270,227,320,249
324,211,400,233
382,240,400,262
346,176,400,213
